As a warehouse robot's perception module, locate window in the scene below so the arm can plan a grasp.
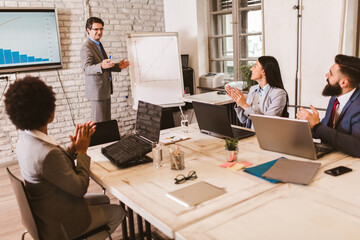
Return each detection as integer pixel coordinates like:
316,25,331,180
208,0,263,82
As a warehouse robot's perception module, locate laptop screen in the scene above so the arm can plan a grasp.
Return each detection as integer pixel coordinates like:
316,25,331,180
90,120,120,147
192,101,234,138
136,101,163,143
251,114,317,159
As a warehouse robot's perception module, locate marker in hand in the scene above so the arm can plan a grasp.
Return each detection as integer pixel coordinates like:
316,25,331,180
109,55,111,60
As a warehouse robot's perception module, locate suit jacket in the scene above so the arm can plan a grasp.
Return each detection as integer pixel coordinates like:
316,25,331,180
80,38,121,101
313,86,360,157
234,85,287,128
17,132,91,239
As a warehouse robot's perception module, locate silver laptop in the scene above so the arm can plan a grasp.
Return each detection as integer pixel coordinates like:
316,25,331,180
251,114,333,160
192,101,255,140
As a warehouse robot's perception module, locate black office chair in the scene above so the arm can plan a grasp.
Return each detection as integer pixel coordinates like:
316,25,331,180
6,167,112,240
282,102,289,118
89,120,121,147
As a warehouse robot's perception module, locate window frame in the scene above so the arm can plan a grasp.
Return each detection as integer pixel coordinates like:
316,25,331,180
208,0,264,82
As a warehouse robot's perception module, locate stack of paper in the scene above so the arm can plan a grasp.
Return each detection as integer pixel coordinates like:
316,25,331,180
159,131,190,145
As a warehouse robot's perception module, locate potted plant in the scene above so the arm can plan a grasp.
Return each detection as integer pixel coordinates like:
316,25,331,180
240,64,257,91
225,138,239,162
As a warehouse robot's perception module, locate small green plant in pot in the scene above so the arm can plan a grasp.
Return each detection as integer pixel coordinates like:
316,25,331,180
225,138,239,150
225,138,239,162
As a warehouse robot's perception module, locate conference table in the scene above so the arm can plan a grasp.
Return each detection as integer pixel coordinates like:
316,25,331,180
88,124,360,240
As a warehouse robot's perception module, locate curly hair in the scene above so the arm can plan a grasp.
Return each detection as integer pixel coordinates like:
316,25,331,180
4,76,56,130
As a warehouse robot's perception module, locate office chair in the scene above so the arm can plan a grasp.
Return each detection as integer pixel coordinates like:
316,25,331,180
6,167,113,240
89,120,121,147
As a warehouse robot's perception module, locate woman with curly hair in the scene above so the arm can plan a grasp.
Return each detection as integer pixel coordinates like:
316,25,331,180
4,76,124,239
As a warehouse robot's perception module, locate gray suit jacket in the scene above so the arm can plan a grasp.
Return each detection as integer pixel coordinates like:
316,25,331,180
234,85,287,127
17,132,91,239
80,38,121,101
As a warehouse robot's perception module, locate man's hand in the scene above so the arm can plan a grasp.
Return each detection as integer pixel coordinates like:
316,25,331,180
118,59,130,69
296,105,320,128
101,59,115,69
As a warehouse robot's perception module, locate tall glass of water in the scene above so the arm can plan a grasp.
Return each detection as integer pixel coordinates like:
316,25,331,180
181,114,189,134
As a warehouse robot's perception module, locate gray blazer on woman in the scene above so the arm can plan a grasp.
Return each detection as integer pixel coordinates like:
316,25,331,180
234,84,287,128
17,132,91,239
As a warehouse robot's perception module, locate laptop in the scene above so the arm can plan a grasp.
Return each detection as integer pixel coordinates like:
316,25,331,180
251,114,333,160
101,101,163,168
192,101,255,139
89,120,120,147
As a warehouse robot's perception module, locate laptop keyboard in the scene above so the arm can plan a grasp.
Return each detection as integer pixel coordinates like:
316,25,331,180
232,128,255,139
314,142,334,158
101,135,152,167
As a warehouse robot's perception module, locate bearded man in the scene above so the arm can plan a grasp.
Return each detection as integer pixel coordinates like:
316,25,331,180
297,54,360,157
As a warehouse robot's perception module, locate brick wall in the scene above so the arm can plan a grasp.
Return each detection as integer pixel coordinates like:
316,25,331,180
0,0,165,166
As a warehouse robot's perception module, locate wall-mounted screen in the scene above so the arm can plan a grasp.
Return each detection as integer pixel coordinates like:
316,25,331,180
0,8,62,74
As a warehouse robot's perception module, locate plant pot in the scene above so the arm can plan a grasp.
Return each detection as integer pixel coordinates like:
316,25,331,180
226,148,238,162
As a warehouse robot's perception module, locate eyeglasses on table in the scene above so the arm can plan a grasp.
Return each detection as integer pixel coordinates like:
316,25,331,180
174,170,197,184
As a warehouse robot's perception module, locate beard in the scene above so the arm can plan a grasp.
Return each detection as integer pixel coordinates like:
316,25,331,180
322,80,342,96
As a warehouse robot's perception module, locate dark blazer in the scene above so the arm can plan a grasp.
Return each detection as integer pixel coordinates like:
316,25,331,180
17,133,92,239
80,38,121,100
314,87,360,157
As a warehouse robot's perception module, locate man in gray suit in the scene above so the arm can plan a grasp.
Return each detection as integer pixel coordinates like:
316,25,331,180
4,76,125,239
81,17,130,122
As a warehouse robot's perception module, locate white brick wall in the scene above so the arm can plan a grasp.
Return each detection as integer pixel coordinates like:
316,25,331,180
0,0,165,166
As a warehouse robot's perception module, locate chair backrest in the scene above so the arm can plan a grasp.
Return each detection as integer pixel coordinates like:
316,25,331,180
281,96,289,118
89,120,121,147
6,167,40,240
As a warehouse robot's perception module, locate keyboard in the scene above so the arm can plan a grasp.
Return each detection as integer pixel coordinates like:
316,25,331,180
232,127,255,139
314,142,334,158
101,135,152,167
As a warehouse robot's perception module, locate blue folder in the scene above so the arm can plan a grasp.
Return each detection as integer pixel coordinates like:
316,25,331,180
244,158,285,183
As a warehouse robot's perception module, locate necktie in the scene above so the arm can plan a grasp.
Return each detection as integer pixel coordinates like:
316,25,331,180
329,98,339,128
98,42,107,58
99,42,113,94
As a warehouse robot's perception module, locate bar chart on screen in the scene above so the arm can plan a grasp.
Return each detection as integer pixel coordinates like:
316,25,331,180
0,48,49,65
0,9,62,73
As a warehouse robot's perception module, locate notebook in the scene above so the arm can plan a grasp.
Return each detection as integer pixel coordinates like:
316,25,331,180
101,101,163,168
166,181,226,207
262,158,321,185
192,101,255,140
89,120,120,147
243,158,281,183
251,114,333,160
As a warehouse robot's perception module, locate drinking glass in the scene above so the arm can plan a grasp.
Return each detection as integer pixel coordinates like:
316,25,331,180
181,114,189,134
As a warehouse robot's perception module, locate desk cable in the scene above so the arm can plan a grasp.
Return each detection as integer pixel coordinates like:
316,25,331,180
56,70,76,127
